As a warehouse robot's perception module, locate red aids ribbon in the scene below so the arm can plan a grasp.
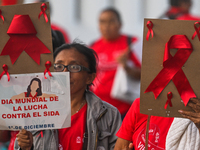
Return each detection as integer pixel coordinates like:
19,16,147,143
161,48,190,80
145,35,196,106
36,131,43,138
44,61,52,79
0,64,10,81
0,10,4,23
0,15,51,65
192,22,200,41
38,3,48,23
146,21,154,41
164,92,173,109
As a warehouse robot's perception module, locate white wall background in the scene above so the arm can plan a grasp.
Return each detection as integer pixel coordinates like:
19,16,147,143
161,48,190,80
24,0,200,45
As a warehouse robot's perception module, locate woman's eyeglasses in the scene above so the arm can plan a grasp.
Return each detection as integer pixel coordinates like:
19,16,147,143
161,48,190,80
54,64,90,73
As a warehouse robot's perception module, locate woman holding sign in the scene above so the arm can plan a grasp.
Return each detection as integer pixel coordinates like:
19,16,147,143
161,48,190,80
15,42,122,150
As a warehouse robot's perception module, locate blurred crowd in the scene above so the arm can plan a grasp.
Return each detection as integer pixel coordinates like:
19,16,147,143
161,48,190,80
0,0,200,150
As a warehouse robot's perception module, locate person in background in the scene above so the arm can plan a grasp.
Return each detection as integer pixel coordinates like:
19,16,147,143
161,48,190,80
51,29,65,52
160,0,200,20
51,24,70,44
114,97,200,150
34,0,70,43
90,7,142,118
15,42,122,150
114,98,174,150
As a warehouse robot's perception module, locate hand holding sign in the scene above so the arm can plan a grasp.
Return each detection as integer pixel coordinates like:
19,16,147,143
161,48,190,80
16,129,33,150
179,98,200,132
0,72,71,130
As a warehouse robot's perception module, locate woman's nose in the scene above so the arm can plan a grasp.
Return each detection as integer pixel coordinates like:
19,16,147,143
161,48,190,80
63,67,68,72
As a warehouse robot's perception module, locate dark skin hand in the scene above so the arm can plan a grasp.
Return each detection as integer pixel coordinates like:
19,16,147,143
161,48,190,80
179,98,200,133
16,129,33,150
114,138,133,150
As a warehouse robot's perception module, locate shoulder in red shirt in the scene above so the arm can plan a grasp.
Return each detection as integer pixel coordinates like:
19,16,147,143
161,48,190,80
116,98,174,150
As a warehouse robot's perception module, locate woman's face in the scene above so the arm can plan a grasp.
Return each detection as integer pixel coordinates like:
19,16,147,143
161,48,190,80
30,80,39,92
99,11,121,40
54,48,95,96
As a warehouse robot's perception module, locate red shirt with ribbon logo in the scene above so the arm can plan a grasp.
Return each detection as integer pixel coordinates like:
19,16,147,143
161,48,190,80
116,98,174,150
58,104,87,150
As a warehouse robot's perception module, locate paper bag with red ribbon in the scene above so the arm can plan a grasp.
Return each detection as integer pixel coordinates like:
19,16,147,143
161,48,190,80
140,18,200,117
0,2,53,76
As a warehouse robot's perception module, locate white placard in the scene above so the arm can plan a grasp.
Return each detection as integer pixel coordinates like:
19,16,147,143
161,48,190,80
0,72,71,131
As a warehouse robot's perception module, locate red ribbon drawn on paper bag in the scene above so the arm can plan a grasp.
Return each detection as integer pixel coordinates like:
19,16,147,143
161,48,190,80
146,21,154,41
144,35,196,106
0,64,10,81
0,15,51,65
192,22,200,41
38,3,48,23
44,61,52,79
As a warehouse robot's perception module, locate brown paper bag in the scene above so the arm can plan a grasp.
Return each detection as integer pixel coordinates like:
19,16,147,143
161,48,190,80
140,18,200,117
0,2,53,75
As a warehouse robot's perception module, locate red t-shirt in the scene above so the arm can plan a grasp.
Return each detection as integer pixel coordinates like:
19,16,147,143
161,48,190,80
165,6,200,20
116,98,174,150
177,14,200,20
91,35,140,114
58,103,87,150
8,131,19,150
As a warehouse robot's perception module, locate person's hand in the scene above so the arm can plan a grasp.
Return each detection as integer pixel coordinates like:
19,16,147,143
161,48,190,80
116,47,130,69
114,138,134,150
116,47,141,80
129,143,134,149
16,129,33,150
179,98,200,131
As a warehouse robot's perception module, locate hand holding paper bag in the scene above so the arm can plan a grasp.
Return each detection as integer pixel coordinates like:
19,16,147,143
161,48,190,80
179,98,200,132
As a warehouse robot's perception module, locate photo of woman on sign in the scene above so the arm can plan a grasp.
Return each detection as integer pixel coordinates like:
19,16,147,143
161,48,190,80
11,78,56,100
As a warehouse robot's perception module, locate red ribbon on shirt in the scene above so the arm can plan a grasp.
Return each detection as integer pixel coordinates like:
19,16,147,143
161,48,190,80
0,10,4,23
145,35,196,106
44,61,52,79
0,15,51,65
192,22,200,41
36,131,43,138
164,92,173,109
38,3,48,23
0,64,10,81
146,21,154,41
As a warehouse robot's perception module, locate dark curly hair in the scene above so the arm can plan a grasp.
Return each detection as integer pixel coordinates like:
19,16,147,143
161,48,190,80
26,78,42,97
